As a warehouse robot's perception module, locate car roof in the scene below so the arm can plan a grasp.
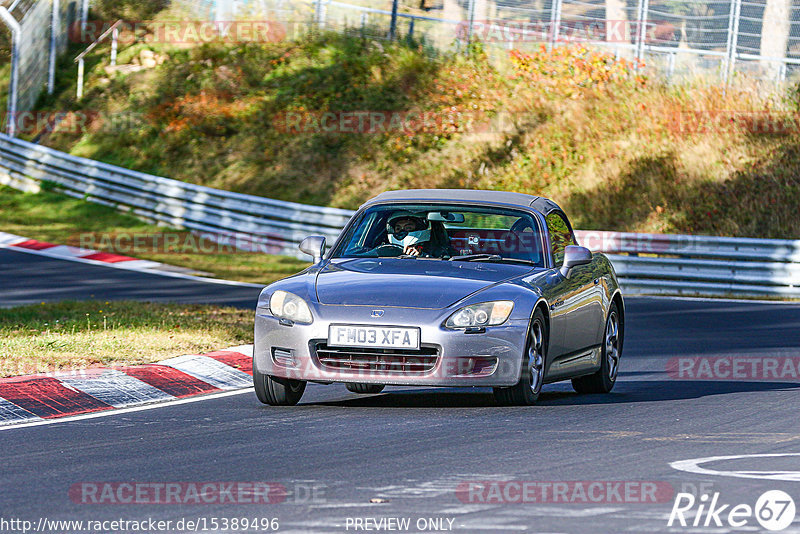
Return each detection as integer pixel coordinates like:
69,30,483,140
362,189,562,214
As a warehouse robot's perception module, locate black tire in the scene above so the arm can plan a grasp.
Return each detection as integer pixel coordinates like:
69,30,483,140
572,301,622,394
253,359,306,406
493,308,547,406
345,383,385,394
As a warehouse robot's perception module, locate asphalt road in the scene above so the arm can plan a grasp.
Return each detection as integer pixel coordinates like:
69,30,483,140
0,249,261,308
2,250,800,533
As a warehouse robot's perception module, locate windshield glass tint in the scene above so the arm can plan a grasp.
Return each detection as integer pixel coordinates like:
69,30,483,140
331,203,545,266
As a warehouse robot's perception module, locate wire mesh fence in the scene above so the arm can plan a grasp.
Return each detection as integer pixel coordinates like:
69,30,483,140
3,0,800,138
1,0,80,135
180,0,800,87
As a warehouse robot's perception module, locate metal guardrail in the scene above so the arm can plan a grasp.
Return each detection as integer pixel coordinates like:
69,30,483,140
0,133,352,258
576,231,800,298
1,132,798,297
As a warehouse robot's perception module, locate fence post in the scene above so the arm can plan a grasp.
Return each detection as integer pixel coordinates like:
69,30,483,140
110,26,118,66
724,0,742,86
76,58,85,99
466,0,476,48
667,50,675,79
407,18,415,43
80,0,89,32
0,7,20,136
48,0,60,95
549,0,562,50
315,0,326,29
635,0,649,68
389,0,399,40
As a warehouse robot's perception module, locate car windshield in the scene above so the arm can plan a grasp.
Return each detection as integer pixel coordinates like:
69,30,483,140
331,203,545,266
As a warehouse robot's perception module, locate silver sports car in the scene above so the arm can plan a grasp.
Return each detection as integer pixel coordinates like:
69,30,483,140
253,189,624,406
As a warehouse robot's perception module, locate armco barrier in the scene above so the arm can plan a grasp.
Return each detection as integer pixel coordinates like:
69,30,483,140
0,133,352,258
1,132,798,297
576,231,800,298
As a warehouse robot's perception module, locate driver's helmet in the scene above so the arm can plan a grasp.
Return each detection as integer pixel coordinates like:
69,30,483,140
387,211,430,248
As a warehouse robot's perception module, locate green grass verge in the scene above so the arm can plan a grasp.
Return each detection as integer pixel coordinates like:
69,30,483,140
0,300,253,377
0,185,309,284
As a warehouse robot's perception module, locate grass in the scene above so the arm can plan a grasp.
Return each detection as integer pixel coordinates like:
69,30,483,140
0,185,309,284
0,300,252,377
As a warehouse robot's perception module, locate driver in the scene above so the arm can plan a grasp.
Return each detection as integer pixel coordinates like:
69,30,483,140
387,211,431,256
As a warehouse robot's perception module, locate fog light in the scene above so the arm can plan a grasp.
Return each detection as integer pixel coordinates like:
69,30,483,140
453,356,498,376
271,348,296,368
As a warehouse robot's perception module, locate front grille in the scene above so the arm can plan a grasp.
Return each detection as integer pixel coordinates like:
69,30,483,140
313,343,439,374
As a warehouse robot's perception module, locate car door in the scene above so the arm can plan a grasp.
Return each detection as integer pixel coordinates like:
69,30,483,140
545,211,603,367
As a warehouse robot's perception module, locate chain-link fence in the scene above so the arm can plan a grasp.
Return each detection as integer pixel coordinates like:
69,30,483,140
3,0,800,138
1,0,82,136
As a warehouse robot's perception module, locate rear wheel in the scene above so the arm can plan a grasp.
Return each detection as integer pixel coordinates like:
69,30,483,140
571,302,622,394
253,359,306,406
345,383,385,394
493,309,546,406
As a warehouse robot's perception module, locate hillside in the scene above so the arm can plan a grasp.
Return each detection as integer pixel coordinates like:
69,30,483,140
19,29,800,239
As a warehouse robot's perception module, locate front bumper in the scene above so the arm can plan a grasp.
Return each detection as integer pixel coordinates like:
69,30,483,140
254,306,528,387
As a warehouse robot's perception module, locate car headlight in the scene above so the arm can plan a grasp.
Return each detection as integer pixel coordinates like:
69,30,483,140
445,301,514,329
269,291,313,324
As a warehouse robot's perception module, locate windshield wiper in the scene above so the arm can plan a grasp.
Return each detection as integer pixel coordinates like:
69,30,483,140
449,254,537,266
449,254,502,262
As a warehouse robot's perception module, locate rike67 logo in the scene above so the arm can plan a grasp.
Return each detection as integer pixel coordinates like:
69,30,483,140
668,490,796,531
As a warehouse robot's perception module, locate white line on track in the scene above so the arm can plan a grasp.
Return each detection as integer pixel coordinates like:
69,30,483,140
670,453,800,481
0,388,252,431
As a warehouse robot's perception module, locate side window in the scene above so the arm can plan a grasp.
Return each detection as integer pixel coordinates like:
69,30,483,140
545,212,576,267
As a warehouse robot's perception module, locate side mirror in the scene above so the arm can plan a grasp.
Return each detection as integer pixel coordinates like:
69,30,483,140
559,245,592,278
299,236,326,264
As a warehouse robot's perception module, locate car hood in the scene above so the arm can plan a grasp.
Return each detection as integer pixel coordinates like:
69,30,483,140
315,258,531,309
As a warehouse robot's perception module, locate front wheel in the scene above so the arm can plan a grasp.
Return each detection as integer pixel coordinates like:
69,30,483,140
493,309,547,406
345,383,385,394
572,301,622,394
253,360,306,406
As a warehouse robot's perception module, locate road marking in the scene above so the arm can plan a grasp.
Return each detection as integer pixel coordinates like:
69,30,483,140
59,369,173,408
0,388,252,431
159,354,253,389
670,453,800,481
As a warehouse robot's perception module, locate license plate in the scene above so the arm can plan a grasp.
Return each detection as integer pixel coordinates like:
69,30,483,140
328,325,420,350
